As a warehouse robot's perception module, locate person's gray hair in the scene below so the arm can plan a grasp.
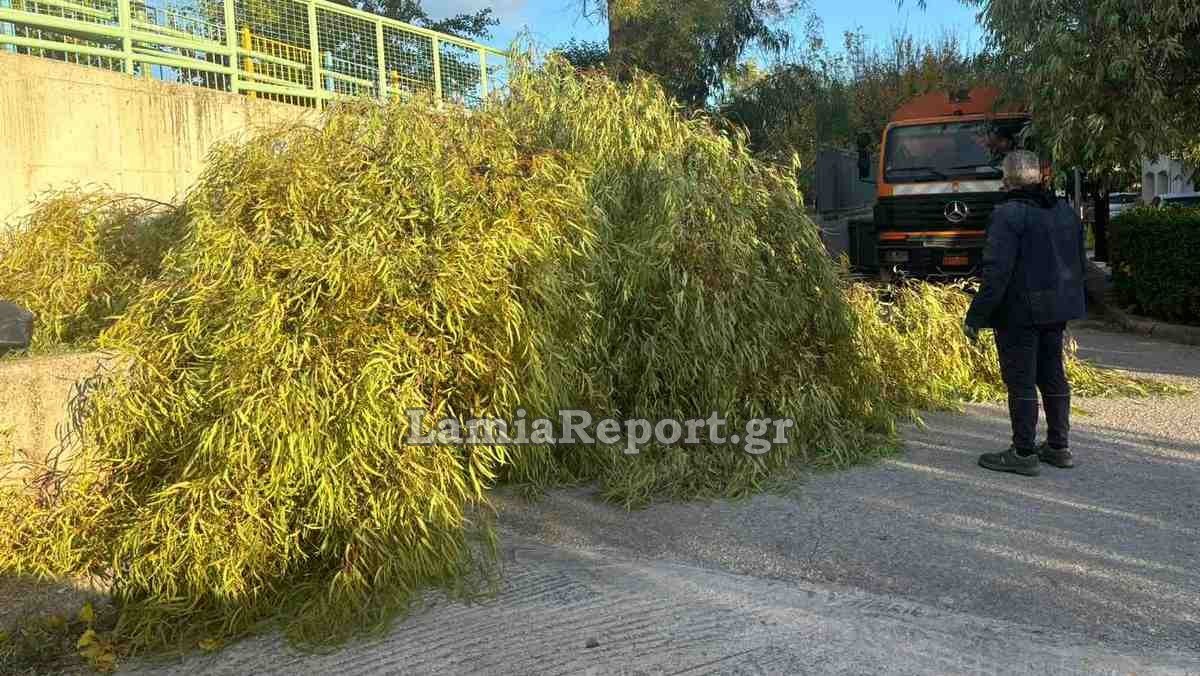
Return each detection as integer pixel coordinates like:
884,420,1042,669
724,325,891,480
1002,150,1042,189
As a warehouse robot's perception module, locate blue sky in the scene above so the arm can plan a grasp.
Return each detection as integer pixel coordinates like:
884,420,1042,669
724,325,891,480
429,0,986,57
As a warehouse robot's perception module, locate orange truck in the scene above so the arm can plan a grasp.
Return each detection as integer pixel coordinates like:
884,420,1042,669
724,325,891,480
849,87,1047,280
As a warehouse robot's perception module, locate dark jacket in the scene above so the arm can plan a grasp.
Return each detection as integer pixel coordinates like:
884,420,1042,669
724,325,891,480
965,189,1088,329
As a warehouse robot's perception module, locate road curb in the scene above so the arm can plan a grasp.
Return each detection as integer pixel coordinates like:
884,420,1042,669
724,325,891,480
1085,261,1200,346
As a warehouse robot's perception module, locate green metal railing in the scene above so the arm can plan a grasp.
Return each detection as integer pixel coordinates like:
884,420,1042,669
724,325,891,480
0,0,508,108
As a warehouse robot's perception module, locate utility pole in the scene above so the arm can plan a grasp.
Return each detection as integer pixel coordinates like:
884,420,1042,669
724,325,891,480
1094,182,1110,262
1084,172,1110,263
1074,168,1083,220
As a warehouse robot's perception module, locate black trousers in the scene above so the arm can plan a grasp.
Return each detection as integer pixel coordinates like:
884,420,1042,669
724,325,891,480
993,323,1071,452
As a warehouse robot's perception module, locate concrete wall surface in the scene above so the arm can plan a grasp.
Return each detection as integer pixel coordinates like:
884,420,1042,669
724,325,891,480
0,351,110,486
0,53,317,227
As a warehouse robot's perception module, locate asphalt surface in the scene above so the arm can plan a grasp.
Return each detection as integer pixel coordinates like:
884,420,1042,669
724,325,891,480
122,327,1200,674
126,540,1199,676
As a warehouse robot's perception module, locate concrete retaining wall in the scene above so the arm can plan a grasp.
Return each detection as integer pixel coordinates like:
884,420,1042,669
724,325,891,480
0,351,108,485
0,53,317,226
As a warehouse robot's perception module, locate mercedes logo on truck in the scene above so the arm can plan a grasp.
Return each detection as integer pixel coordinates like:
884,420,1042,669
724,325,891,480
944,200,971,224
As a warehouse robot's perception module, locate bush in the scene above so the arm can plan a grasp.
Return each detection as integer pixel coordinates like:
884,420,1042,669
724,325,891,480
1110,206,1200,325
0,191,185,350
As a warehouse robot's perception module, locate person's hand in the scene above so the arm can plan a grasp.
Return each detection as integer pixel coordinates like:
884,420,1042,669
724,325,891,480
963,321,980,344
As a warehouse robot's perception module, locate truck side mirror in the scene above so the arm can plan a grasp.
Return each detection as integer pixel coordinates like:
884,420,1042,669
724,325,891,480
855,132,873,181
857,152,871,181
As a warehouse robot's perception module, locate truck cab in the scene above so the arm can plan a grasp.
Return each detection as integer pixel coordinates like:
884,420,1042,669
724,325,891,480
857,88,1045,280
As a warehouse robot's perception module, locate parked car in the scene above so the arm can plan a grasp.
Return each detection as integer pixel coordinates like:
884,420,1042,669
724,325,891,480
1151,192,1200,209
1108,192,1141,218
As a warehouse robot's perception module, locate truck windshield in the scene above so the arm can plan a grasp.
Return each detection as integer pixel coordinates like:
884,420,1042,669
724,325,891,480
884,118,1033,184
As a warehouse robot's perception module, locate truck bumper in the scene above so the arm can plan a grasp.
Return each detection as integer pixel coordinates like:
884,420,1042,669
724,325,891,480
878,246,983,279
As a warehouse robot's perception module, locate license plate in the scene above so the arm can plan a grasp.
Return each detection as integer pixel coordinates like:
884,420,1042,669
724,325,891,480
923,239,955,248
943,255,969,267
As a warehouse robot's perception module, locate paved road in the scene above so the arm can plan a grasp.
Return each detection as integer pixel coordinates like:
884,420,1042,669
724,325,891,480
129,539,1198,676
124,327,1200,674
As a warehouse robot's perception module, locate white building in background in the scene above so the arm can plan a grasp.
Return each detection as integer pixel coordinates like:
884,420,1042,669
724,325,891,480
1142,155,1196,200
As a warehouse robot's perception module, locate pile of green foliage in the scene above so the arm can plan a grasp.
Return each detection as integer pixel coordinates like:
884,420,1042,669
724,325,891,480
0,58,891,653
0,191,183,351
847,281,1186,407
0,59,1182,665
1111,206,1200,325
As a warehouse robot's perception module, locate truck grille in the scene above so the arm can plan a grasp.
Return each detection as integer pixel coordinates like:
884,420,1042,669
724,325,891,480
875,192,1007,232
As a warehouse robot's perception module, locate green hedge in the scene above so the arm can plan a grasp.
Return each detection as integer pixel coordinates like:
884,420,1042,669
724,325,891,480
1110,206,1200,325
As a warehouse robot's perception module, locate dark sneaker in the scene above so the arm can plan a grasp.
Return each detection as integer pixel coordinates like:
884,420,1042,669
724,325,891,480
978,447,1040,476
1037,442,1075,469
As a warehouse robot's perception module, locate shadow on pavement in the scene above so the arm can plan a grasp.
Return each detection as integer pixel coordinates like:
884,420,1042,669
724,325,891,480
1070,327,1200,379
496,402,1200,653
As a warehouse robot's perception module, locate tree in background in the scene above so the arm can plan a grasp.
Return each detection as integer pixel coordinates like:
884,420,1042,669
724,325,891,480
553,38,611,72
330,1,497,40
843,30,987,151
944,0,1200,260
716,16,841,193
721,64,816,148
717,24,984,198
587,0,800,108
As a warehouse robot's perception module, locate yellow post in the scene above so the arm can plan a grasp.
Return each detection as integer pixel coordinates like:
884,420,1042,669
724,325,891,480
116,0,133,75
430,36,441,106
389,70,405,101
306,0,321,108
241,27,255,98
223,0,239,95
374,19,386,100
478,48,488,104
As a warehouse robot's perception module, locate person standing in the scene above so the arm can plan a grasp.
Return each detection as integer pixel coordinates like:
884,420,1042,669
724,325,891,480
963,150,1088,476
